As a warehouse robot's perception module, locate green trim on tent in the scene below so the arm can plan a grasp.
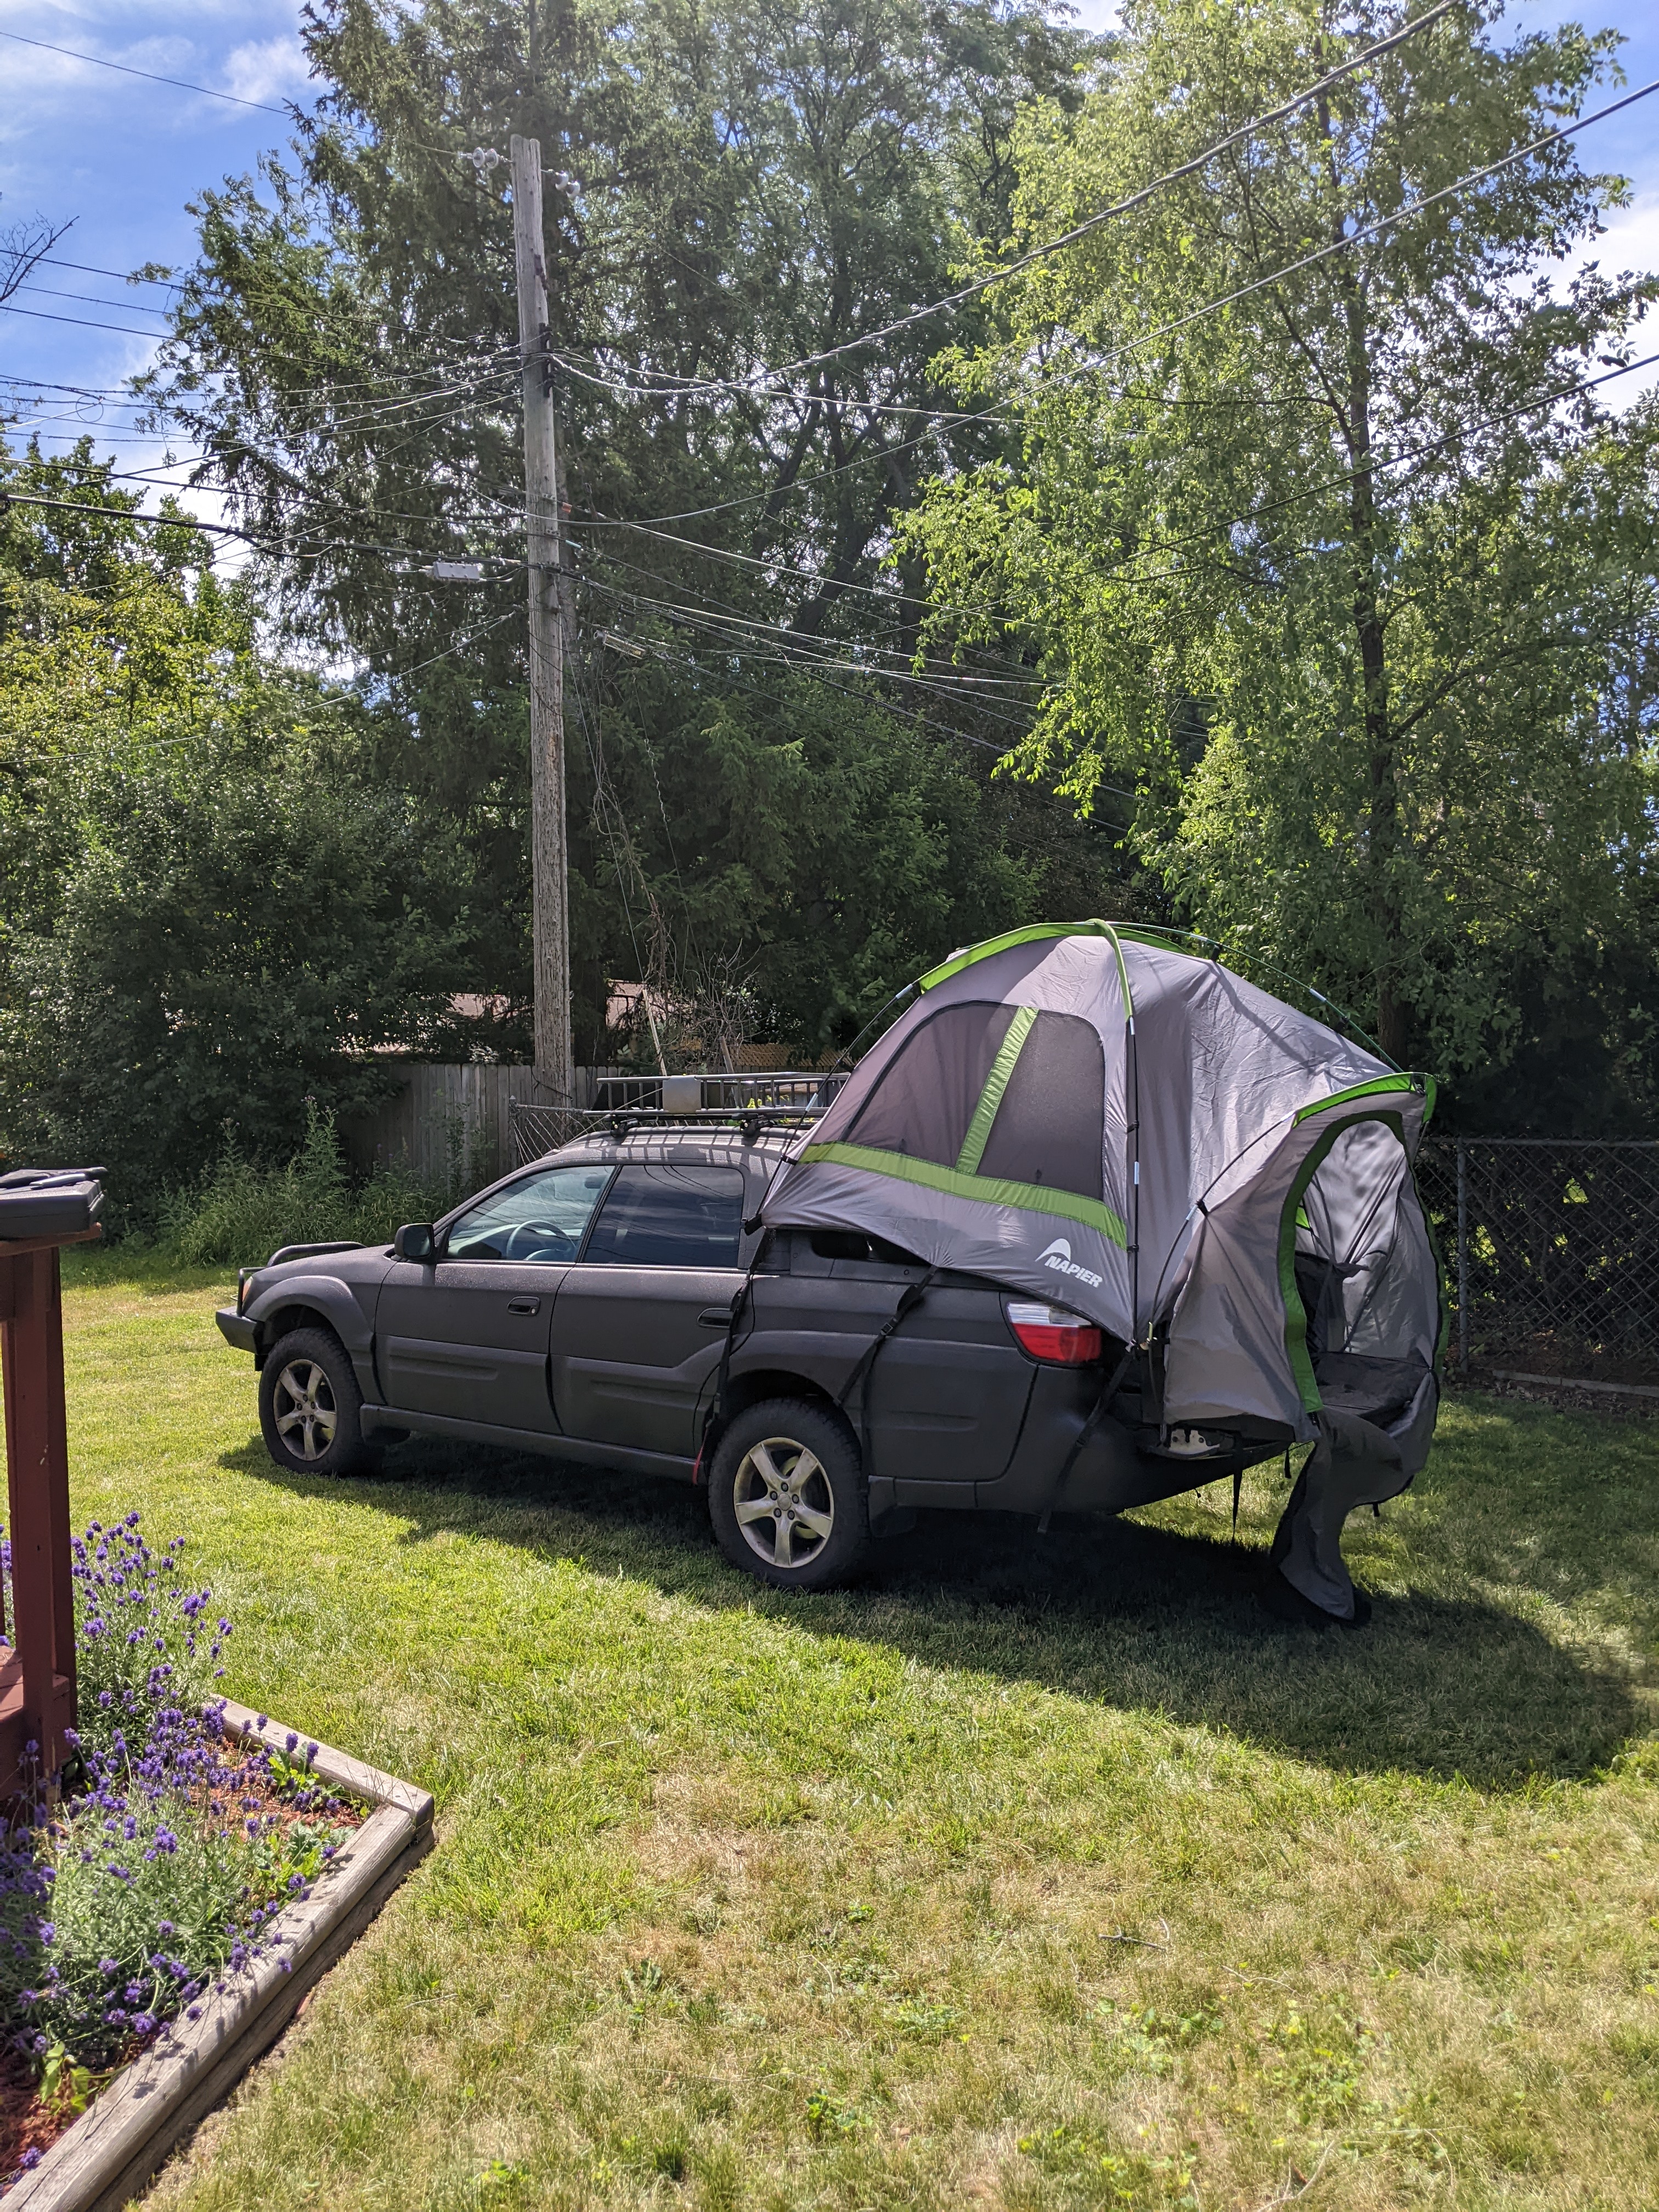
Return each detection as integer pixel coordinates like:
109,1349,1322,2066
956,1005,1036,1175
1294,1074,1426,1124
918,919,1126,995
799,1141,1128,1246
1278,1110,1408,1413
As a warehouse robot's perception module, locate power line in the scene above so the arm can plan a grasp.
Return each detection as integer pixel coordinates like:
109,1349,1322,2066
15,281,174,320
0,29,290,114
1026,75,1659,395
0,303,180,341
580,551,1043,715
580,573,1039,752
553,349,981,428
609,2,1460,401
33,256,182,292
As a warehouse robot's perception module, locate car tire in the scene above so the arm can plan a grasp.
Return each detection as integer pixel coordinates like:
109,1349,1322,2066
259,1327,374,1477
708,1398,870,1591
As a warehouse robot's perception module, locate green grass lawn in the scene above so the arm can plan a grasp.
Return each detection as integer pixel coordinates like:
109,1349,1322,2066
41,1254,1659,2210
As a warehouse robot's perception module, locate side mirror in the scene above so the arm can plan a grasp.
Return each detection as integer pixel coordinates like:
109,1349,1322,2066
393,1222,438,1262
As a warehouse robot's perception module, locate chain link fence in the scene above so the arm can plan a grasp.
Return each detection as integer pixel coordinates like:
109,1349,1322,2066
1416,1139,1659,1386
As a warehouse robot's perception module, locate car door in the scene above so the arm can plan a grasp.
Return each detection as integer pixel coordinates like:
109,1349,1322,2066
375,1162,616,1431
548,1159,750,1459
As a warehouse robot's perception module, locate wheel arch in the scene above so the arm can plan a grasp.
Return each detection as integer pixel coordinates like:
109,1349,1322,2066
696,1368,847,1482
253,1302,345,1372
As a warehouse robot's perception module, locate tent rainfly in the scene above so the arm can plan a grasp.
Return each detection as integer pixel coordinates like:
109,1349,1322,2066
762,922,1442,1621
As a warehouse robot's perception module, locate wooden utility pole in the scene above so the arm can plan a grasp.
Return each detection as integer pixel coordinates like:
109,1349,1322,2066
511,133,572,1103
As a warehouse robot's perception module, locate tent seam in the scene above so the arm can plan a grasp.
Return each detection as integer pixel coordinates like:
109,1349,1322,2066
798,1142,1129,1247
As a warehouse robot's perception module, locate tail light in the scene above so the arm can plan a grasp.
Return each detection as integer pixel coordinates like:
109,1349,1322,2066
1006,1301,1103,1365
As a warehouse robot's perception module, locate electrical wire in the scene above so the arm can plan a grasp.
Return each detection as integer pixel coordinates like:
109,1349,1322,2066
0,29,290,114
1014,75,1659,398
587,3,1461,400
32,257,183,292
14,281,174,320
579,560,1045,730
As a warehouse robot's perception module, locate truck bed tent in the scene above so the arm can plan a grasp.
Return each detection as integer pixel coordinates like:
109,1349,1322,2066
762,922,1442,1620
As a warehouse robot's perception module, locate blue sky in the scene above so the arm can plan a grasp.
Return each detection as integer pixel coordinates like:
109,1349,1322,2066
2,0,1656,532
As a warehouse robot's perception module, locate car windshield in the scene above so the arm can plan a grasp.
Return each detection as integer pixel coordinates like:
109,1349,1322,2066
444,1164,614,1263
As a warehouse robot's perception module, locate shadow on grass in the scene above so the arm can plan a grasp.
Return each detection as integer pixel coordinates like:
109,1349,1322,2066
221,1409,1647,1792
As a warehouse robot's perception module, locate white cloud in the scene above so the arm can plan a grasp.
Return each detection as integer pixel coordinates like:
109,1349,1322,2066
221,32,309,107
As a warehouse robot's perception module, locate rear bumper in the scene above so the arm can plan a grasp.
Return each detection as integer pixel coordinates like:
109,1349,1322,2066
215,1307,257,1355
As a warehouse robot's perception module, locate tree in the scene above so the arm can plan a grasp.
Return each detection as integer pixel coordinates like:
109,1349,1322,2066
905,0,1659,1106
137,0,1137,1052
0,439,469,1203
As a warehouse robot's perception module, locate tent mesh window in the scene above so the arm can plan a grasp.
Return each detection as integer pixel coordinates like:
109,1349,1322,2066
845,1001,1018,1164
974,1012,1105,1200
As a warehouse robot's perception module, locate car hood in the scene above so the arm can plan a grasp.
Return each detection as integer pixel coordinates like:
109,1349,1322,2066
243,1243,396,1299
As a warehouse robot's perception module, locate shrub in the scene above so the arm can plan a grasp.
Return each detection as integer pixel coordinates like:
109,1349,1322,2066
160,1105,467,1267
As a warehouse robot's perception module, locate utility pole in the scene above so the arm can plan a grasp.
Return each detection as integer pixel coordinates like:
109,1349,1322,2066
511,132,572,1104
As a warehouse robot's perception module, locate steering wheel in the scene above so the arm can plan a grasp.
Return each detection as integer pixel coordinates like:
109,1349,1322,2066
503,1220,576,1262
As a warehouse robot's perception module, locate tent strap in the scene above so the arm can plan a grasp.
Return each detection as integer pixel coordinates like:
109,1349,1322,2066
694,1238,768,1483
837,1267,940,1488
1037,1344,1137,1534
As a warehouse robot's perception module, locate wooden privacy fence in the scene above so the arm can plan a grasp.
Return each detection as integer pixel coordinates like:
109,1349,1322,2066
340,1063,533,1187
340,1064,680,1187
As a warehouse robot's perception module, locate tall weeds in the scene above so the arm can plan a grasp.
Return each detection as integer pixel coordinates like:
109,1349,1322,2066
160,1105,479,1266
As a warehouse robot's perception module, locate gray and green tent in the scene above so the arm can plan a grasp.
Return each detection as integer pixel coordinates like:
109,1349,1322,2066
763,922,1442,1617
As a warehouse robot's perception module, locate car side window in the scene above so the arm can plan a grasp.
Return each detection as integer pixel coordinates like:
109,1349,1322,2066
443,1165,614,1263
581,1164,746,1268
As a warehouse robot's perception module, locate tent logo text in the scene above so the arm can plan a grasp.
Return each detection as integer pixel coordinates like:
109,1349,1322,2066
1037,1238,1103,1289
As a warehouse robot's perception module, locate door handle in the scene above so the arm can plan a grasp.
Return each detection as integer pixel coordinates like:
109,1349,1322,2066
506,1296,541,1316
698,1306,733,1328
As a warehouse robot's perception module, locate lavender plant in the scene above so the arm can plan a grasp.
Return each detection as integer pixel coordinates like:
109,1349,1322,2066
0,1515,353,2110
70,1516,229,1762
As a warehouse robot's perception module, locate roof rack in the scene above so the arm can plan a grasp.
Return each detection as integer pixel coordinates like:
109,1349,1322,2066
508,1098,825,1166
599,1105,820,1137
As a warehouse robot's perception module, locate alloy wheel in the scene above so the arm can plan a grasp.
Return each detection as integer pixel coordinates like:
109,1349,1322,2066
273,1359,338,1462
732,1435,835,1570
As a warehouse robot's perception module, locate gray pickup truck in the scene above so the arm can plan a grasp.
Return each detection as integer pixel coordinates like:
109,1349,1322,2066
217,1121,1293,1590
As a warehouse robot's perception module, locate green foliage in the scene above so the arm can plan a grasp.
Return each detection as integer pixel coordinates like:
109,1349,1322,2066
136,0,1138,1056
907,0,1659,1114
0,442,473,1207
160,1108,463,1267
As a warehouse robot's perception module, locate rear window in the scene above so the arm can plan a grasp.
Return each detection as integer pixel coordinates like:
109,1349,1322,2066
808,1229,923,1266
582,1164,746,1268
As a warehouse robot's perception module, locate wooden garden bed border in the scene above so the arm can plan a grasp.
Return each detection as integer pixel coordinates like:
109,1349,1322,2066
8,1701,435,2212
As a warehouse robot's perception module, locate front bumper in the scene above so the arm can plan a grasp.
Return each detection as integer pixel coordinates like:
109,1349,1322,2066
215,1306,257,1355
